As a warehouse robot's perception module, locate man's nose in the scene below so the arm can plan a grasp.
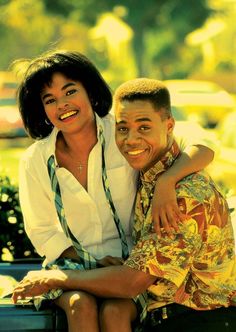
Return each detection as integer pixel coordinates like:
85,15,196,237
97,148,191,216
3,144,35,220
125,131,141,145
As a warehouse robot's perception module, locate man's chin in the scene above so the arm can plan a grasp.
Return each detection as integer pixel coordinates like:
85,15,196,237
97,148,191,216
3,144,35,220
126,160,146,171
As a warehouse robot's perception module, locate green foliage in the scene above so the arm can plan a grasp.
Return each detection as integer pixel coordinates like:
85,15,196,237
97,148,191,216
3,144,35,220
42,0,214,77
0,175,39,261
0,0,234,86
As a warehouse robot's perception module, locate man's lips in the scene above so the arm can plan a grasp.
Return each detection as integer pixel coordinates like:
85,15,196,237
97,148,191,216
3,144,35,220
59,110,78,120
126,149,146,156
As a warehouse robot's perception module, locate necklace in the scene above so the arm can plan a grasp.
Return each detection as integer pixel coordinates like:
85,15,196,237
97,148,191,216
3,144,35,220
76,162,86,174
65,149,87,174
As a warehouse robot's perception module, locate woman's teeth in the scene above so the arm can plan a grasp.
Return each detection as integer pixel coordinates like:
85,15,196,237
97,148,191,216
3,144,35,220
60,110,77,120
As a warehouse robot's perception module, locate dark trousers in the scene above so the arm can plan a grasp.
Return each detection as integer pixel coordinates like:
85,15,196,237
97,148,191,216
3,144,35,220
144,304,236,332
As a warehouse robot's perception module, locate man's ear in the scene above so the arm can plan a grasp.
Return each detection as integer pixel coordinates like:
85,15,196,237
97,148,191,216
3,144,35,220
167,117,175,134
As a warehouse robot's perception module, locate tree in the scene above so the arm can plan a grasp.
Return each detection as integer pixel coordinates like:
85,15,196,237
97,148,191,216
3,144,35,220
0,1,214,84
0,0,89,70
42,0,213,77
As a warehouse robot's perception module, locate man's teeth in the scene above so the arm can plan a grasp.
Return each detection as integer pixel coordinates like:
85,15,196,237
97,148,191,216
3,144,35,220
127,150,145,155
60,110,77,120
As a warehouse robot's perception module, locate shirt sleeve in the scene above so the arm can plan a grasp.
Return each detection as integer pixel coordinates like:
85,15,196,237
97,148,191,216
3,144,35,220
174,121,220,155
19,154,72,263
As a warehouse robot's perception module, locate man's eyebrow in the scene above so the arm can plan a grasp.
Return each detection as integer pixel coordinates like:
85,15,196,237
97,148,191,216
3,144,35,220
135,117,151,122
116,119,127,124
41,82,76,100
116,117,151,124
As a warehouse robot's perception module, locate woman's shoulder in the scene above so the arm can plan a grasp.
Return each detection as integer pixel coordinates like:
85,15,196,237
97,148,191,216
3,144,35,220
101,112,115,126
20,134,53,165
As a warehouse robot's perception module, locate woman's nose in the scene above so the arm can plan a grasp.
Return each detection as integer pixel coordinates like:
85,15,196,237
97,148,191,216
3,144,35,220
57,96,69,109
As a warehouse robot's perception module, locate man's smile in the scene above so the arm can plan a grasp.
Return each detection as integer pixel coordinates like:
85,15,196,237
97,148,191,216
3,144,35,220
127,149,146,156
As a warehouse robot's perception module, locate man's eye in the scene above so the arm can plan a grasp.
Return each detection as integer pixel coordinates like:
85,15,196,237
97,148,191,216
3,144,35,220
66,89,77,96
117,127,128,133
140,126,150,131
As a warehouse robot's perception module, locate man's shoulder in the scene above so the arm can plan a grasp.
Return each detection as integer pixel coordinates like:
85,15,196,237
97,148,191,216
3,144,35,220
176,171,221,202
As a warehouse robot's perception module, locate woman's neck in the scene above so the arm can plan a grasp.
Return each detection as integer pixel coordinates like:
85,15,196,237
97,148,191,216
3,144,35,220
58,121,98,156
55,121,98,190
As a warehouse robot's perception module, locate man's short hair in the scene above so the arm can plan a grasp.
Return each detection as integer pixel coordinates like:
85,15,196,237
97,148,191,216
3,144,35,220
114,78,172,119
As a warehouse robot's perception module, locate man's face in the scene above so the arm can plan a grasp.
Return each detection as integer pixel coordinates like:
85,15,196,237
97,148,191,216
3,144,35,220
115,99,174,171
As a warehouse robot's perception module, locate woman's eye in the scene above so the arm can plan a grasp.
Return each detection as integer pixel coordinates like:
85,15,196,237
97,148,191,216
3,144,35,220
45,98,55,105
66,89,77,96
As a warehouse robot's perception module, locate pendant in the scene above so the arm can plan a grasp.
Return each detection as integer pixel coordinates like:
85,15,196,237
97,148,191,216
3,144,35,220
77,164,84,174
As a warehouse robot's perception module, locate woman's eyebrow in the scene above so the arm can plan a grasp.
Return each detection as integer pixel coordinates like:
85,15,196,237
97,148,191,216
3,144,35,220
41,82,77,100
61,82,77,90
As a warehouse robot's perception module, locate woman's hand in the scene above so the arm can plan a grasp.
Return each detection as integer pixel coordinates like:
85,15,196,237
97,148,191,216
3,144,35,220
96,256,124,267
11,270,67,304
152,175,185,237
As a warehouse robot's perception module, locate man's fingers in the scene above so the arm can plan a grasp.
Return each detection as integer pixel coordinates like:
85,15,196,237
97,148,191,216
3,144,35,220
98,255,124,266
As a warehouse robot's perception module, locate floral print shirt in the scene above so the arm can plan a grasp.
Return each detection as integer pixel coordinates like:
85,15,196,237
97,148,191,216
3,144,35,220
125,141,236,312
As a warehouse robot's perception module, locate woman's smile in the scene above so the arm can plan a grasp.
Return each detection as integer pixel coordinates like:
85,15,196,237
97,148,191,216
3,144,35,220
59,110,79,121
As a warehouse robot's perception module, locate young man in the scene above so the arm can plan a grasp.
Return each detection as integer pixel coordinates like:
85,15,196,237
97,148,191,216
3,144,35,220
12,79,236,332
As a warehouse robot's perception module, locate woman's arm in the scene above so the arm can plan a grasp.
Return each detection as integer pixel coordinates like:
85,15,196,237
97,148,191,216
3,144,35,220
152,121,217,236
19,153,71,262
152,144,214,236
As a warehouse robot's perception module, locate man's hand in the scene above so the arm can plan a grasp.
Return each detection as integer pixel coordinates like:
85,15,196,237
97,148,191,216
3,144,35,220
11,270,67,304
96,256,124,267
152,175,185,237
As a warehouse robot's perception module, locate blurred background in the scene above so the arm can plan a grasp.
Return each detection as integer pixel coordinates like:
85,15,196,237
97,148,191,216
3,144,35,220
0,0,236,263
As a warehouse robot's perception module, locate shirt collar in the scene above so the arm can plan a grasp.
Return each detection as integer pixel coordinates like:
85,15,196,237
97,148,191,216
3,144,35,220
140,140,180,184
95,113,105,138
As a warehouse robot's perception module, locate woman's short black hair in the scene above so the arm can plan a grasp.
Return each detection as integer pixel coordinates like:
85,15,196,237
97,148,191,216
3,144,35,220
16,50,113,139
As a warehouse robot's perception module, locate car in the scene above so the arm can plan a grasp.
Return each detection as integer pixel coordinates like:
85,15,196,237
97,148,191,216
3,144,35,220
164,79,236,128
0,71,27,138
206,110,236,196
0,98,27,138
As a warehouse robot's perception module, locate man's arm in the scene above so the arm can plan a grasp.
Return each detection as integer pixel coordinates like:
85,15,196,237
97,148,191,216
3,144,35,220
12,265,156,303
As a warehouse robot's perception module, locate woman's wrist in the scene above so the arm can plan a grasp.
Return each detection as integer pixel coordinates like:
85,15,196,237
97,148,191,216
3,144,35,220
47,270,70,290
156,172,177,188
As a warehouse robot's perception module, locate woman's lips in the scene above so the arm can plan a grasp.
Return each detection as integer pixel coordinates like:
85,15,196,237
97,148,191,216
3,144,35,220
59,110,78,120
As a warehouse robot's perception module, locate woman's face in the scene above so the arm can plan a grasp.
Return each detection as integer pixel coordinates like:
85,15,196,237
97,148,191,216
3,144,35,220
40,72,95,135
